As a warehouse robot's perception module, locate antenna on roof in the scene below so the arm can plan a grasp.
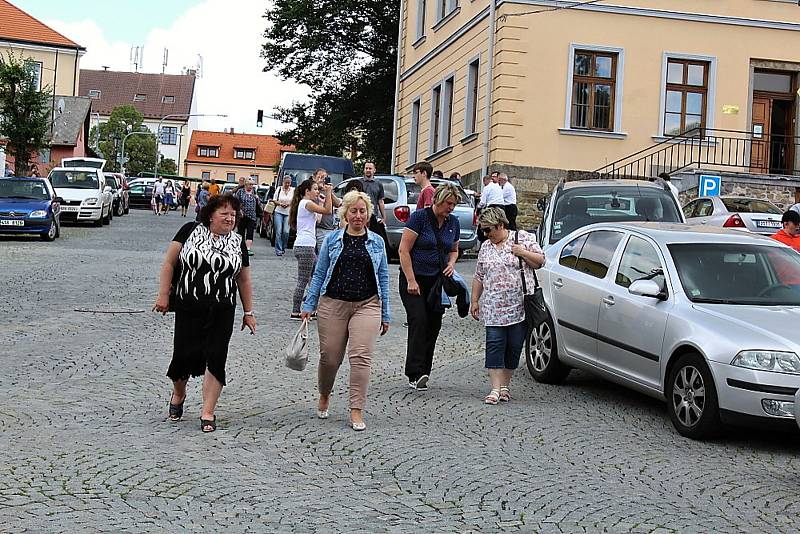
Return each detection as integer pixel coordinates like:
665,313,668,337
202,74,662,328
131,46,144,72
162,48,169,74
197,54,203,79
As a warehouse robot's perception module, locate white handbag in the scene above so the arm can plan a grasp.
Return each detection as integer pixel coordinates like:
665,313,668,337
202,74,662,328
285,318,309,371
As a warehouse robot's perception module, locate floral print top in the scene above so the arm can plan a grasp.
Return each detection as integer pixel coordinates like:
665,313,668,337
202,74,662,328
474,230,544,327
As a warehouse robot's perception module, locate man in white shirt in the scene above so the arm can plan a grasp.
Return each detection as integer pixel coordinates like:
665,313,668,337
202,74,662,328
153,177,165,216
498,173,518,230
478,175,504,210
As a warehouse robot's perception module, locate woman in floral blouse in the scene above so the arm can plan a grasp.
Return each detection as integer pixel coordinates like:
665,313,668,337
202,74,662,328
471,207,545,404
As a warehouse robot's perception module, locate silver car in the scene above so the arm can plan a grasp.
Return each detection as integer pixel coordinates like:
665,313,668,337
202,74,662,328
333,175,477,256
683,196,783,235
527,222,800,439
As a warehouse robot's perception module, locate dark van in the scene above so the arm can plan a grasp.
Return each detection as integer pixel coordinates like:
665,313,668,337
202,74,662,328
276,153,354,187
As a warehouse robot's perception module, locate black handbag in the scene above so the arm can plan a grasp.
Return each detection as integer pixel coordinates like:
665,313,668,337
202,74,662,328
515,231,547,332
424,208,459,312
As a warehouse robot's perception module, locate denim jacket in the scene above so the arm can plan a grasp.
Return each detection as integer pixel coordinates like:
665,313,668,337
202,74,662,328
301,229,391,323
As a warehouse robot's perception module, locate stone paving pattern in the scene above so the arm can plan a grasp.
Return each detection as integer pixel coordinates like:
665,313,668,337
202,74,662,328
1,211,799,533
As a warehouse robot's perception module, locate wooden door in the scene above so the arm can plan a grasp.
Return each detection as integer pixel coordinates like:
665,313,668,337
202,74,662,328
750,96,771,173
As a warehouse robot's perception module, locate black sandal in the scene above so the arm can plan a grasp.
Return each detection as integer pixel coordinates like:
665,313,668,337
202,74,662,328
168,394,185,422
200,416,216,433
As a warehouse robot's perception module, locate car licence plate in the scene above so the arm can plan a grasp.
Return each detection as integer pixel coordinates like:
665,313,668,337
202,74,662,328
60,206,79,212
0,220,24,226
756,220,781,228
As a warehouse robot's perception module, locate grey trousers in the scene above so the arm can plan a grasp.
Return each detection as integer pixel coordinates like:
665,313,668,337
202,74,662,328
293,246,316,313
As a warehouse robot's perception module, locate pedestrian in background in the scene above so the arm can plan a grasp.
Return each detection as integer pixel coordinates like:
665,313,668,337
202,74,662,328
301,190,391,431
179,180,192,217
153,194,257,433
313,168,341,252
449,171,462,185
413,161,435,209
208,180,220,198
470,207,544,404
195,182,210,222
771,210,800,251
398,183,461,390
154,177,165,216
289,178,333,320
273,175,294,256
235,178,259,256
497,173,517,230
360,162,389,252
432,170,444,179
163,180,175,215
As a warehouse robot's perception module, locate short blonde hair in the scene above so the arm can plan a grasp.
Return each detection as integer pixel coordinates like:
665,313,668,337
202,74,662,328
477,207,508,228
338,190,373,221
433,183,461,206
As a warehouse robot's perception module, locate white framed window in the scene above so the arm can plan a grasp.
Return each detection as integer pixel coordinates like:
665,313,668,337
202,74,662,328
88,89,101,99
436,0,457,23
464,56,480,136
162,95,175,104
227,172,235,182
656,52,717,139
198,146,219,158
201,171,211,180
160,126,178,145
133,94,147,102
428,75,455,155
25,61,42,91
416,0,426,42
234,148,255,159
409,97,421,166
562,44,626,138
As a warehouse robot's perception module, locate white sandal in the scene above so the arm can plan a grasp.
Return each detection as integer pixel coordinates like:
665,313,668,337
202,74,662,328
499,386,511,402
484,389,500,405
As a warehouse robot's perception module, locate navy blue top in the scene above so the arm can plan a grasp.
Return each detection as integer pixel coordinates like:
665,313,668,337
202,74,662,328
405,207,460,276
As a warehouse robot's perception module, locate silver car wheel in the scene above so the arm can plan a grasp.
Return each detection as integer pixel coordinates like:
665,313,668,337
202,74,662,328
672,365,706,428
530,322,552,372
48,221,57,239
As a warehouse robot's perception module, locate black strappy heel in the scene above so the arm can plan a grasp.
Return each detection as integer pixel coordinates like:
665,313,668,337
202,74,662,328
168,394,185,422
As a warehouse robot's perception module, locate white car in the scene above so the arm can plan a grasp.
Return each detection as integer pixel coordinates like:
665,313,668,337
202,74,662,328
48,162,113,227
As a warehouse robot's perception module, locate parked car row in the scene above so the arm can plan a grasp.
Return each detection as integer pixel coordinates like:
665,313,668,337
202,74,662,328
528,178,800,439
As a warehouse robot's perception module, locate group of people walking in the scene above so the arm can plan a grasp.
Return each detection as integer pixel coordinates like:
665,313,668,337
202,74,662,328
153,162,543,433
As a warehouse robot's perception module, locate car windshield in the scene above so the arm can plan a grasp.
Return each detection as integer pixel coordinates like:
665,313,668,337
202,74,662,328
721,197,782,214
669,243,800,306
550,185,682,244
0,179,49,199
406,181,471,206
283,169,346,187
50,170,99,189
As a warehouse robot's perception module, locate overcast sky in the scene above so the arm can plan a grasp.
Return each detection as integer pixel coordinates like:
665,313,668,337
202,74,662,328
14,0,308,134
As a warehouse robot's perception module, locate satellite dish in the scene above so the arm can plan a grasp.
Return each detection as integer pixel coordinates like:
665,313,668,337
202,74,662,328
57,98,65,115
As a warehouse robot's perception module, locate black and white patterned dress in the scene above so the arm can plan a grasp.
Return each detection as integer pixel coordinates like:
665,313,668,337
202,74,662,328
167,222,250,385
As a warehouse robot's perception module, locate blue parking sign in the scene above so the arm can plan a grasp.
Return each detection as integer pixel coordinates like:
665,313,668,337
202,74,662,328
698,174,721,197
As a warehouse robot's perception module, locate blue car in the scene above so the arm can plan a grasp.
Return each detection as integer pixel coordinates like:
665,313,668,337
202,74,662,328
0,176,62,241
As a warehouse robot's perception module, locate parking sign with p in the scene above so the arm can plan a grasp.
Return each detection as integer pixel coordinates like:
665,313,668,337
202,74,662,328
698,174,721,197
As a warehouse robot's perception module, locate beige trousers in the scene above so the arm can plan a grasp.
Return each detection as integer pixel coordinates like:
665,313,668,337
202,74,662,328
317,295,381,410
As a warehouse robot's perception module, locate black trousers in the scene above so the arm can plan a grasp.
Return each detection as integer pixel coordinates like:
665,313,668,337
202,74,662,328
399,271,444,381
369,214,389,254
504,204,518,230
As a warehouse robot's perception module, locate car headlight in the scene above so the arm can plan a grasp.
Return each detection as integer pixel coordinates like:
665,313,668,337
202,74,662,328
83,198,98,205
29,210,47,218
731,351,800,375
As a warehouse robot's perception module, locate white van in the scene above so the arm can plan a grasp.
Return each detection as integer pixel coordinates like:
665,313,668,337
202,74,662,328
48,158,113,226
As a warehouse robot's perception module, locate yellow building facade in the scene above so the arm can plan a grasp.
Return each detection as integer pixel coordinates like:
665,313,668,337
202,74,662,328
392,0,800,190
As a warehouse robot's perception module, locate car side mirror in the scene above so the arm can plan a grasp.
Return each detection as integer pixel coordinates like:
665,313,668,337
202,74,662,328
629,279,666,300
54,196,64,203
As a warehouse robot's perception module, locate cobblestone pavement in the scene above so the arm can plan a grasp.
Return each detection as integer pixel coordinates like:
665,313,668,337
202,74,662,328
1,210,799,533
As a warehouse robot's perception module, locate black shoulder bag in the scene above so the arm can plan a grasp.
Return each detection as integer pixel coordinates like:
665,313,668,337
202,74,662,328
425,209,459,311
515,231,547,332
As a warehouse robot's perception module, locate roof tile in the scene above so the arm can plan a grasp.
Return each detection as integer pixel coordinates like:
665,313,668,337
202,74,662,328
0,0,82,49
79,70,195,120
186,130,294,168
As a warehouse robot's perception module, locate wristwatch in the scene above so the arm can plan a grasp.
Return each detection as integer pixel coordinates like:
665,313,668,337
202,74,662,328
243,311,256,317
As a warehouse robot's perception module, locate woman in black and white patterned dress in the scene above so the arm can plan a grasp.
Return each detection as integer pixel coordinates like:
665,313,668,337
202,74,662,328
153,194,257,433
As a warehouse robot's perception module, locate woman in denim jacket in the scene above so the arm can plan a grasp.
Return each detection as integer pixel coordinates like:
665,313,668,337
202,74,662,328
301,191,391,431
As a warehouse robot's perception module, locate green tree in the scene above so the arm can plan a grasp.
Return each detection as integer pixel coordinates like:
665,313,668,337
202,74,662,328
159,157,177,176
262,0,398,171
0,53,52,176
90,105,158,176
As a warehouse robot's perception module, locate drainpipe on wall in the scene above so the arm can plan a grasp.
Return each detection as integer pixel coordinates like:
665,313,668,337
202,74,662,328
390,0,406,174
481,0,497,177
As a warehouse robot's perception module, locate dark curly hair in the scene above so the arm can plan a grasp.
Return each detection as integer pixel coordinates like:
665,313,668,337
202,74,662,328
198,193,241,226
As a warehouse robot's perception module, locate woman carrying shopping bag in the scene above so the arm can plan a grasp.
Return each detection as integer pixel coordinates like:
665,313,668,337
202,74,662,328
470,207,544,404
301,191,391,431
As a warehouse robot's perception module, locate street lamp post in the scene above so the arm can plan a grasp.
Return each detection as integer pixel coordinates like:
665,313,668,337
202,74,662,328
120,130,152,176
155,113,227,179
